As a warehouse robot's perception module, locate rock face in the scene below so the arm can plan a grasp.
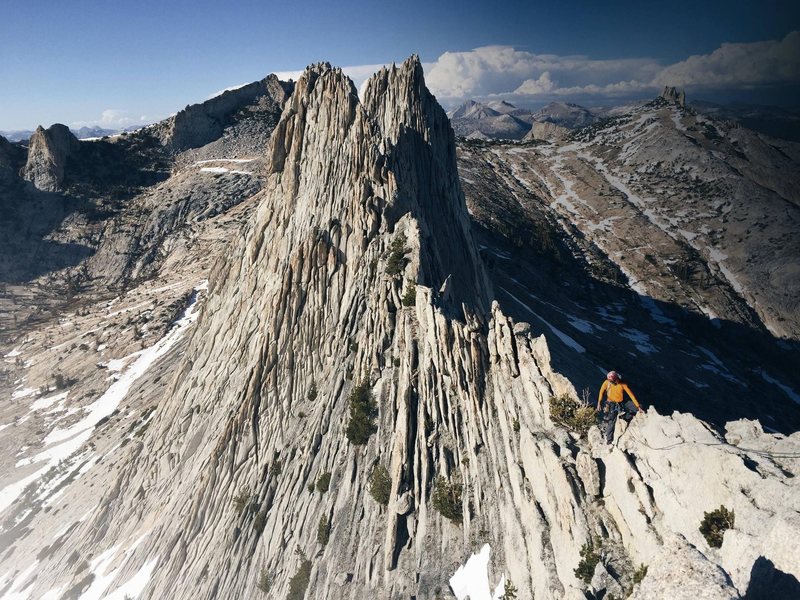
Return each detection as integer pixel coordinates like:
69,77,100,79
629,535,740,600
523,120,570,141
0,135,24,183
154,74,293,151
20,123,80,191
0,57,799,600
448,100,597,140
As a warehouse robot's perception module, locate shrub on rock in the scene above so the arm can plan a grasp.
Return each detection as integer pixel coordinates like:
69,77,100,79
699,505,734,548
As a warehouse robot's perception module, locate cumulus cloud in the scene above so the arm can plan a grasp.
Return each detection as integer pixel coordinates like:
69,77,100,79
425,45,661,101
425,46,558,98
653,31,800,89
421,32,800,104
514,71,555,95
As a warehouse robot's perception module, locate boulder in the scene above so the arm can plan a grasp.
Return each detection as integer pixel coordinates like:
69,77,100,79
629,534,740,599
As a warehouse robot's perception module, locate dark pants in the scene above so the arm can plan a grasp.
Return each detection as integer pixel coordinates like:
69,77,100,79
602,400,637,443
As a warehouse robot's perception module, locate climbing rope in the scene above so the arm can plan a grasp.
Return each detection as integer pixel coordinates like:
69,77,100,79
623,426,800,460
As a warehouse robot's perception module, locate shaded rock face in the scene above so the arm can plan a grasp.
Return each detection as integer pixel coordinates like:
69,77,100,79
20,123,80,191
447,100,593,140
0,135,25,184
155,74,293,151
85,158,265,286
458,96,800,429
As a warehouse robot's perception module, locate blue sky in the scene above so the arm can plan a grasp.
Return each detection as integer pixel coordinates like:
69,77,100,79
1,0,799,130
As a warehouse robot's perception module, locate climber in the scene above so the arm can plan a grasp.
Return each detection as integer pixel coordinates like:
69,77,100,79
597,371,643,444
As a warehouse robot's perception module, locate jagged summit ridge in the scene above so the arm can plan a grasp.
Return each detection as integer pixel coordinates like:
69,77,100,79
362,56,490,308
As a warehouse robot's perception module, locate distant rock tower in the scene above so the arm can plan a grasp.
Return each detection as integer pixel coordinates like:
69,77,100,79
660,86,686,108
21,124,80,192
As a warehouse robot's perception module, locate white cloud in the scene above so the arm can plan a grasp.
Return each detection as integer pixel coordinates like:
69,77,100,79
68,34,800,132
425,45,661,101
420,32,800,104
653,31,800,89
514,71,555,95
71,109,150,129
271,69,304,82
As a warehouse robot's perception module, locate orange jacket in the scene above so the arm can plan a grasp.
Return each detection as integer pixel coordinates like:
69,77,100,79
598,380,641,410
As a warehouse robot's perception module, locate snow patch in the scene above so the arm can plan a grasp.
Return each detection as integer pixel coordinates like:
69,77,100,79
199,167,252,175
567,317,597,334
30,391,69,412
0,466,50,514
77,534,153,600
449,544,506,600
640,295,675,326
103,556,159,600
0,283,207,513
596,306,626,325
758,369,800,405
80,545,122,600
192,158,255,165
500,287,586,353
707,247,750,305
40,587,66,600
620,328,657,354
687,378,710,389
3,560,39,599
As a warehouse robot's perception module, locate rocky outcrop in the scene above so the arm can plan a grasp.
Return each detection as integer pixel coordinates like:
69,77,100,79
80,74,290,288
523,120,570,141
629,535,740,600
660,85,687,107
154,74,293,151
20,123,80,191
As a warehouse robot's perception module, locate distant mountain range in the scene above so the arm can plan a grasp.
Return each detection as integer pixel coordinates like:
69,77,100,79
448,98,800,142
5,98,798,145
0,124,143,142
